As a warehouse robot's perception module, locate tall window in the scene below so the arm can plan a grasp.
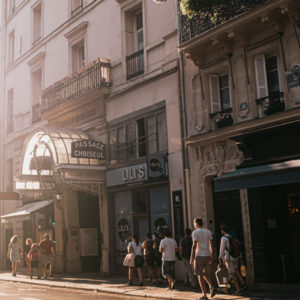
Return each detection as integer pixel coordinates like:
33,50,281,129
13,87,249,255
32,68,42,123
7,89,14,133
33,2,42,43
8,31,15,65
209,73,232,113
109,110,168,164
135,11,144,51
72,41,85,72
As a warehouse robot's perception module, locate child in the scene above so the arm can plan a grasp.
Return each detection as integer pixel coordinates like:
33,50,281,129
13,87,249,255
28,243,41,279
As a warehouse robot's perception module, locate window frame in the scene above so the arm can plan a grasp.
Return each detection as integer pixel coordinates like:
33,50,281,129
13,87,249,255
32,0,43,45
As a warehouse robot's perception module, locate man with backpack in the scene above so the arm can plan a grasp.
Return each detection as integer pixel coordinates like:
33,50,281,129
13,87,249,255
219,225,245,295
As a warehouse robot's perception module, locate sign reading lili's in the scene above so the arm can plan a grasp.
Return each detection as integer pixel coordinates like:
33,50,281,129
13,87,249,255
71,139,106,160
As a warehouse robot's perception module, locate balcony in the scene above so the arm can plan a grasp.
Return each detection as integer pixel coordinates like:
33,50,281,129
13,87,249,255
126,49,144,80
32,103,41,123
256,91,285,118
41,58,111,114
179,0,271,45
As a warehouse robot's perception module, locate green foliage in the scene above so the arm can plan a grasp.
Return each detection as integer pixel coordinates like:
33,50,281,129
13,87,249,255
180,0,220,19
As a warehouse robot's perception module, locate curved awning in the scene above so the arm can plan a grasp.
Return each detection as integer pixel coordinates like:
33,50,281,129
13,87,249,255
17,126,104,195
22,126,100,176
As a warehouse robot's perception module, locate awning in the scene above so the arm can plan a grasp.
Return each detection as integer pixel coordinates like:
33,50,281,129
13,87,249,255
214,159,300,192
0,200,53,221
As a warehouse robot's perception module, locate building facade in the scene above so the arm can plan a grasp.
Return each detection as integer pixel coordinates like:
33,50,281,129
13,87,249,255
179,0,300,284
0,0,185,276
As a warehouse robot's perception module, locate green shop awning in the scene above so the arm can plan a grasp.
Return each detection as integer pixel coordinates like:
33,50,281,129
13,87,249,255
214,159,300,192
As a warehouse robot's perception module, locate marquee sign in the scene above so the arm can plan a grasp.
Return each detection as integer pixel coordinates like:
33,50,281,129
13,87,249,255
71,139,106,160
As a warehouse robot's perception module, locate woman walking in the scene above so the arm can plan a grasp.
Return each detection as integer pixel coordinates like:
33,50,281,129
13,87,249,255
127,233,144,286
24,238,33,278
7,235,21,277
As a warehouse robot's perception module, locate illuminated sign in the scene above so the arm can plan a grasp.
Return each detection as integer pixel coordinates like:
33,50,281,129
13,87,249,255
71,139,106,160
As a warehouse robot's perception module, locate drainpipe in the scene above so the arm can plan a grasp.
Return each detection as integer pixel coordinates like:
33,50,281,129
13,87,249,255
176,1,192,227
0,0,8,270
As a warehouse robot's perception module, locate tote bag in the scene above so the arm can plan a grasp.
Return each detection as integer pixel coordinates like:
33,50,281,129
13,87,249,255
123,253,135,268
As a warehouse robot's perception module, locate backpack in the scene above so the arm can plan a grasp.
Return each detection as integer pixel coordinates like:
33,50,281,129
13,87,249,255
225,236,241,258
30,249,39,261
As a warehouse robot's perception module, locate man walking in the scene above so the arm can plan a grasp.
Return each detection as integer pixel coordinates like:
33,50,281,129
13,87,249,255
179,228,197,288
190,218,216,299
159,228,178,290
38,233,55,279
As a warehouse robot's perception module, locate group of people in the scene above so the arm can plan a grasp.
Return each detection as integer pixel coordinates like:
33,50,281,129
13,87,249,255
7,233,55,279
125,217,246,300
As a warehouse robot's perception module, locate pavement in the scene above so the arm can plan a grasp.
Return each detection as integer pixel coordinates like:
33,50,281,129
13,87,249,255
0,271,299,300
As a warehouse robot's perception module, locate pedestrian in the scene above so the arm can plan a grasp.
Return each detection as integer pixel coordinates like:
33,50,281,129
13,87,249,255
153,228,164,284
159,228,177,290
179,228,197,288
24,238,33,278
38,233,55,279
219,225,246,295
190,218,216,299
7,235,21,277
142,233,156,283
127,233,144,286
28,243,41,279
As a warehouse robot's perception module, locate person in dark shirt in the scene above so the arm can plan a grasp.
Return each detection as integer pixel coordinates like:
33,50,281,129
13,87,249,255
179,228,197,288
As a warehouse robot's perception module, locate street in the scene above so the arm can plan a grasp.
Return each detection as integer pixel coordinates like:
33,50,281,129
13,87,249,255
0,281,149,300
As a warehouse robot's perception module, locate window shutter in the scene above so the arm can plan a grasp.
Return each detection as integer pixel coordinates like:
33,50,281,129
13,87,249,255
254,55,268,99
209,75,221,113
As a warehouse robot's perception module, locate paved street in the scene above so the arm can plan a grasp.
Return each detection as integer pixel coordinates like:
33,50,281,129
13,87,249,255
0,272,300,300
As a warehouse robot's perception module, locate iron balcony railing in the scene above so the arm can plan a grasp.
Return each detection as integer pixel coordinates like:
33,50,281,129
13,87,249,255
256,91,285,117
41,58,112,114
179,0,272,45
126,49,144,80
32,103,41,123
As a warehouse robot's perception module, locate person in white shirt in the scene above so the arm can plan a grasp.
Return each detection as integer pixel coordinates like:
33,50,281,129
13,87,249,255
219,225,245,295
127,233,144,286
159,228,178,290
190,218,216,300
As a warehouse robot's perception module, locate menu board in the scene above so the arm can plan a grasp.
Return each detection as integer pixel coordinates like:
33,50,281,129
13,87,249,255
172,190,184,244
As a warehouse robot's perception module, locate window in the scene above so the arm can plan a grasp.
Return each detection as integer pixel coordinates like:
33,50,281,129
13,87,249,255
255,54,283,117
33,2,42,43
7,89,14,133
109,110,168,164
8,31,15,65
209,73,232,113
72,41,85,72
125,7,144,80
71,0,83,16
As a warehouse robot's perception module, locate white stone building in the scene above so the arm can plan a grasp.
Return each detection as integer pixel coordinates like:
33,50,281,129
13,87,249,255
0,0,185,275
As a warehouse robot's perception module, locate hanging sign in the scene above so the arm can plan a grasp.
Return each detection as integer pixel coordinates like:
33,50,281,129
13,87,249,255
71,140,106,160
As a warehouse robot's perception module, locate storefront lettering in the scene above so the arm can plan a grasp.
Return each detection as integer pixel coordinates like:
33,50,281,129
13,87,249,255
122,166,146,182
71,139,106,160
73,150,104,159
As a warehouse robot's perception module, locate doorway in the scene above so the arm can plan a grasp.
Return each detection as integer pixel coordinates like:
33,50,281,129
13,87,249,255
248,183,300,283
78,192,101,272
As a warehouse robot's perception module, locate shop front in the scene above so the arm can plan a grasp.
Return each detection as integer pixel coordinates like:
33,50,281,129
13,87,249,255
1,126,107,274
106,154,170,269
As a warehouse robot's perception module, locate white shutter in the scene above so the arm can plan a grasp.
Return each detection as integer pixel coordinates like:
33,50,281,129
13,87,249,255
209,74,221,113
254,55,268,99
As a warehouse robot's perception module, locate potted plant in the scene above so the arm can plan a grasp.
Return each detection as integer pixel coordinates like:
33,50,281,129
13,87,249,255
215,112,233,128
180,0,221,19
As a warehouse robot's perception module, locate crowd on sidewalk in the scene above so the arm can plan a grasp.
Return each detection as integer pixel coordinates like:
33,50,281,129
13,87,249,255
6,218,247,300
123,217,247,300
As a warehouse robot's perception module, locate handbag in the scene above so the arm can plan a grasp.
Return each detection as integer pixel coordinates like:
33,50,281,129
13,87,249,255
123,252,135,268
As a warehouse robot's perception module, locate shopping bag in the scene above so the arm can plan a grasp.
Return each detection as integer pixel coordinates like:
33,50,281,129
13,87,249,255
215,264,230,287
123,253,135,268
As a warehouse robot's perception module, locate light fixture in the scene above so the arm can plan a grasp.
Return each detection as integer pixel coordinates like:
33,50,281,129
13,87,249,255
55,193,62,201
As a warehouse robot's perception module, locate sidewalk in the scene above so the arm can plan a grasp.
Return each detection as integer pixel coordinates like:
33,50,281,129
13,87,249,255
0,271,299,300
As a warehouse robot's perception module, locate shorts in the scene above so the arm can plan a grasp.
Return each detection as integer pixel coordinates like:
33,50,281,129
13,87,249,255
134,255,144,268
225,257,239,274
41,254,54,265
194,256,211,276
162,261,175,280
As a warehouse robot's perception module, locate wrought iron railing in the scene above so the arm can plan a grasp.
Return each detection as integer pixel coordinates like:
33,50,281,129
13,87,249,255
179,0,272,44
126,49,144,80
32,103,41,123
41,58,111,114
256,91,285,117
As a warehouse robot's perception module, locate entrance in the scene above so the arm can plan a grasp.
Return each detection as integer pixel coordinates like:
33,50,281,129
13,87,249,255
248,183,300,283
78,192,101,272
